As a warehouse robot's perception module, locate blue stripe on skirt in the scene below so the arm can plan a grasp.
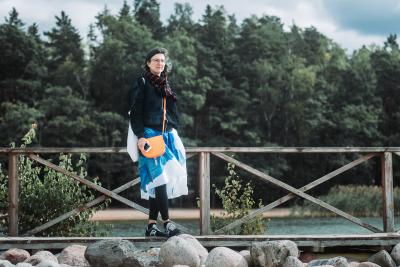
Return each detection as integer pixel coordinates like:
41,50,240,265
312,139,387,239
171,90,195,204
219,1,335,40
139,127,188,200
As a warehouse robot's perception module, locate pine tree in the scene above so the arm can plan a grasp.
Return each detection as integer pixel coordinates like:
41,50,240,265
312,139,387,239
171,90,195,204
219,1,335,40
133,0,164,39
5,7,24,28
44,11,86,97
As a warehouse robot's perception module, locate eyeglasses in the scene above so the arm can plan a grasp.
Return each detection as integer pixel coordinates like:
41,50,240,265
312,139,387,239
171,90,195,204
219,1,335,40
151,59,166,63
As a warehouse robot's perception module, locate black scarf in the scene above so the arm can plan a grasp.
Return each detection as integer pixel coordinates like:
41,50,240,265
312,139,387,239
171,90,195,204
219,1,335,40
145,71,177,101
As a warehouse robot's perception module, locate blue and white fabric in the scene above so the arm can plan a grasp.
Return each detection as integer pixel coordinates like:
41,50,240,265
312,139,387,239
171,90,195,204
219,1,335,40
128,125,188,200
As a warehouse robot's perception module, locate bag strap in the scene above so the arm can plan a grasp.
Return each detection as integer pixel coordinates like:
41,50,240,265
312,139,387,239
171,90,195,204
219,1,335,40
162,97,167,133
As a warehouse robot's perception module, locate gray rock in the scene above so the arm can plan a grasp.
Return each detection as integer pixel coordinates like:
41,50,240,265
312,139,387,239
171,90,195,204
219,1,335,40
358,263,380,267
308,257,348,267
391,242,400,265
282,256,303,267
131,249,159,267
59,265,72,267
159,236,201,267
368,250,397,267
15,263,33,267
348,262,359,267
178,234,208,265
3,249,30,264
251,240,299,267
205,247,248,267
36,261,61,267
25,251,58,266
239,250,253,267
84,239,142,267
58,245,90,267
0,259,14,267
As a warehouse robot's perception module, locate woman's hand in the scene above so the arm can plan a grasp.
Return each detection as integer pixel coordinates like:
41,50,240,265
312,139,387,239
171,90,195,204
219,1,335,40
137,138,147,154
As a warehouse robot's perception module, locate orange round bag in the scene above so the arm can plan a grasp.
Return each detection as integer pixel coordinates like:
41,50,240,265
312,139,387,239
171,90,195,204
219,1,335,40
142,97,167,158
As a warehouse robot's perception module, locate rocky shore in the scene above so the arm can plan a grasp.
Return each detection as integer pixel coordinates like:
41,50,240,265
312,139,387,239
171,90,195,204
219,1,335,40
1,234,399,267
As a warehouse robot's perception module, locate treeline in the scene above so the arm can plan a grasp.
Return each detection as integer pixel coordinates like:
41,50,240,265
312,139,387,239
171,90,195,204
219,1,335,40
1,1,399,205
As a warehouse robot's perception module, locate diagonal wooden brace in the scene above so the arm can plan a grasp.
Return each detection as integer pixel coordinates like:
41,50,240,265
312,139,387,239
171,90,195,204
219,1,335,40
28,154,194,235
212,152,382,233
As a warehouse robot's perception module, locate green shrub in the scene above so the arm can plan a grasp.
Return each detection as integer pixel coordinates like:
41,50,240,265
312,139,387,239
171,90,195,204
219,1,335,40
0,126,110,236
291,184,400,217
211,162,266,235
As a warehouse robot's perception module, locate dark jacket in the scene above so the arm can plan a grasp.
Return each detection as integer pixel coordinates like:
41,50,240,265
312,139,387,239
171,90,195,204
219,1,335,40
129,76,179,138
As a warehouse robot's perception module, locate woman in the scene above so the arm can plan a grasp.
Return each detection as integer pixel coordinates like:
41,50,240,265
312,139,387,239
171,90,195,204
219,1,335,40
129,48,188,237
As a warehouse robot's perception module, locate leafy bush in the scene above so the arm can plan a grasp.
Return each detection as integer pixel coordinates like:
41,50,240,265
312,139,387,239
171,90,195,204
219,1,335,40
0,126,110,236
292,185,400,217
211,162,266,235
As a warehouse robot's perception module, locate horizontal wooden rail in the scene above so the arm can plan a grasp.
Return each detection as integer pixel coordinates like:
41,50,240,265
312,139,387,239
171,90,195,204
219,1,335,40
2,147,400,154
1,233,400,251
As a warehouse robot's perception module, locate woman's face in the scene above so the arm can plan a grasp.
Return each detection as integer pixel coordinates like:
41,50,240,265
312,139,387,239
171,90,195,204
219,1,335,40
147,53,166,76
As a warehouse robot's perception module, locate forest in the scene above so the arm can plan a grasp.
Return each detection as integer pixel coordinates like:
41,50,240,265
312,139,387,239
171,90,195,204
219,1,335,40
1,0,399,206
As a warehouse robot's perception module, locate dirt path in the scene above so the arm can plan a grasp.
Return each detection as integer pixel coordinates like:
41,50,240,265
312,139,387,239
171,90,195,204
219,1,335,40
90,208,291,221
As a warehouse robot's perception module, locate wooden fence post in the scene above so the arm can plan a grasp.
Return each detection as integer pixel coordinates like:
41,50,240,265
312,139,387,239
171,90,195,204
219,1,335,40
381,152,395,232
8,153,19,236
198,152,211,235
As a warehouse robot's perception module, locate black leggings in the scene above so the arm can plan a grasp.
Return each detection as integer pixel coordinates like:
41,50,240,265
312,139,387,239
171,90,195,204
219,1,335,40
149,184,169,221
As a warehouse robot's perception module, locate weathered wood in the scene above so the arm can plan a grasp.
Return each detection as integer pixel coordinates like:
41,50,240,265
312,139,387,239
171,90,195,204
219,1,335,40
199,152,211,235
214,153,377,234
23,178,140,236
3,147,400,154
381,152,395,232
1,233,399,250
28,154,193,234
213,152,382,233
29,154,148,213
8,153,19,236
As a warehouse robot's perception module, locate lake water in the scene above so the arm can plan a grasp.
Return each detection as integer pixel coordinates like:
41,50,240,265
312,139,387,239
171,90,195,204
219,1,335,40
96,216,399,236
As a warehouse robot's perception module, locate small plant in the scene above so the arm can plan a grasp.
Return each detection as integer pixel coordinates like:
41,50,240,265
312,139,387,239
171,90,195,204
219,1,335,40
211,162,265,235
0,125,110,236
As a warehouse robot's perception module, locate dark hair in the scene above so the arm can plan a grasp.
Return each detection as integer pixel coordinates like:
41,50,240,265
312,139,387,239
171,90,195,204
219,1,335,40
142,47,171,74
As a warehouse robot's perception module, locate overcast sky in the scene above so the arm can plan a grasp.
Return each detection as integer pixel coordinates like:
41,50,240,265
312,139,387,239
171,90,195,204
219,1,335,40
1,0,399,53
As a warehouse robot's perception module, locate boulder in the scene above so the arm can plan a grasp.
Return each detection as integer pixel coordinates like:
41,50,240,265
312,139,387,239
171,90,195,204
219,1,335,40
251,240,299,267
239,250,253,267
358,263,380,267
3,249,30,264
348,262,359,267
282,256,303,267
390,242,400,265
368,250,397,267
84,239,142,267
58,245,90,267
36,261,61,267
308,257,348,267
178,234,208,265
131,249,159,267
159,236,201,267
25,251,58,266
0,259,14,267
205,247,248,267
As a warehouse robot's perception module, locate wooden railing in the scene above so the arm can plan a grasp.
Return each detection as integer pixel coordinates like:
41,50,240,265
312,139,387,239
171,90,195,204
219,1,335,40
1,147,399,237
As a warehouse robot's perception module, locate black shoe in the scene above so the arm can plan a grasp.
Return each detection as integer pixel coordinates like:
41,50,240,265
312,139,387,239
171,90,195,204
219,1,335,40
145,224,167,237
164,222,181,237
